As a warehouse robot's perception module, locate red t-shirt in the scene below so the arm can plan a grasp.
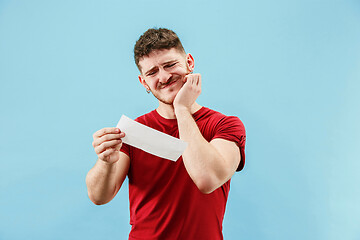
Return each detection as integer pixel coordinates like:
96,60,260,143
120,107,246,240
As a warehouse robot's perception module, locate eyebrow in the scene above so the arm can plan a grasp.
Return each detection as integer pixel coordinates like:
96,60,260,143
144,60,178,76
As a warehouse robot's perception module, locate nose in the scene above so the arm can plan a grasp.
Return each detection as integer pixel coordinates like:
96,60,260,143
158,68,172,84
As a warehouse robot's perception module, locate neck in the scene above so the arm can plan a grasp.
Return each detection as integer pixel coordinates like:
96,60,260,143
156,102,202,119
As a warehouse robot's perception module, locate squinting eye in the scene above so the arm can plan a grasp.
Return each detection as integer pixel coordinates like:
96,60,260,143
166,63,176,68
147,70,157,76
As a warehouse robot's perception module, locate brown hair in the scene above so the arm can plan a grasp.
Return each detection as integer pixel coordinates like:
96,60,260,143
134,28,185,71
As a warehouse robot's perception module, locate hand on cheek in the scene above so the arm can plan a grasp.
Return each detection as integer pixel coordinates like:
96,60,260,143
173,73,202,111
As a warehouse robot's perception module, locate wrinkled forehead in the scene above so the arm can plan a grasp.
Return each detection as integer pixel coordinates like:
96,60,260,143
138,48,186,73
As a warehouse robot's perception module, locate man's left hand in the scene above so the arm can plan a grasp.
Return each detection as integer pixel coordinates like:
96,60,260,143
173,73,202,111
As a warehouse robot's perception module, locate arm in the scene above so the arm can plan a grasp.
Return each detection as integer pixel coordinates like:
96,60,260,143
174,74,241,194
175,108,240,194
86,127,130,205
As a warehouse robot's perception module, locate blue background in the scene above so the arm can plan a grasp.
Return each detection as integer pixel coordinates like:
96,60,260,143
1,0,359,239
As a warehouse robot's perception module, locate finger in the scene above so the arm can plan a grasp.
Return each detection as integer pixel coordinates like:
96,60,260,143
95,142,122,155
184,75,194,86
93,127,121,139
191,73,201,86
99,133,125,143
98,148,117,160
189,74,199,85
95,139,122,154
193,75,198,85
189,76,194,84
93,133,122,147
93,133,125,148
197,74,201,86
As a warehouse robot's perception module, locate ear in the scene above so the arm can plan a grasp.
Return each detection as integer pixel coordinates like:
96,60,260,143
138,75,150,91
186,53,195,72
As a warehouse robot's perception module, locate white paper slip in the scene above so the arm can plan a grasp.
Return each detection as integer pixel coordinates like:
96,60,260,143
116,115,188,161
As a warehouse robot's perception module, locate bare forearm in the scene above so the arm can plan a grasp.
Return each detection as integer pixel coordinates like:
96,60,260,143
175,108,227,193
86,159,119,205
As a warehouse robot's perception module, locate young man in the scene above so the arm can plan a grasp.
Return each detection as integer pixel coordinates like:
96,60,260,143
86,28,246,239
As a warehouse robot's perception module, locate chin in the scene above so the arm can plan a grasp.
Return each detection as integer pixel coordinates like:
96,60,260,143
160,95,177,105
154,91,178,105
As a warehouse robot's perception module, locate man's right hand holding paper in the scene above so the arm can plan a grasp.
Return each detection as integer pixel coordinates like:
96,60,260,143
92,127,125,164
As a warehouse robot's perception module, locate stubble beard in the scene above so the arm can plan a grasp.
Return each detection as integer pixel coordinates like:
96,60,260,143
150,76,184,105
150,87,178,105
151,91,174,105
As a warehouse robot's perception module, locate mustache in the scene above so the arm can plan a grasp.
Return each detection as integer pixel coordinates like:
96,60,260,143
158,76,180,88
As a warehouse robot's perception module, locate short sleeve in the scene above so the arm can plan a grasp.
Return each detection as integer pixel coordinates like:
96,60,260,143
213,116,246,171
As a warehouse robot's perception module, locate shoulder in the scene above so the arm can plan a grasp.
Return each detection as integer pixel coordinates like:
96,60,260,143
201,108,246,172
196,107,245,130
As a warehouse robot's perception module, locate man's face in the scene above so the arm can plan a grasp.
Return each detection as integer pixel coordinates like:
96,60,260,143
138,48,194,105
